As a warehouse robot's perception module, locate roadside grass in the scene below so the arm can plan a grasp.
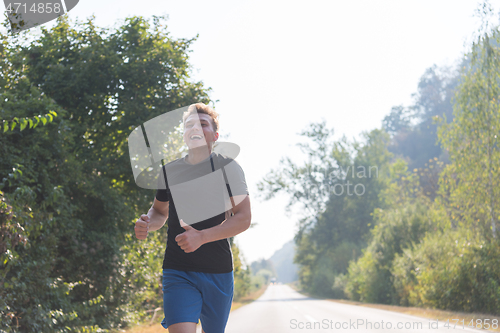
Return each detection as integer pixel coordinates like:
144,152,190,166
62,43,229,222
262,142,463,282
115,284,268,333
288,281,500,332
230,284,268,312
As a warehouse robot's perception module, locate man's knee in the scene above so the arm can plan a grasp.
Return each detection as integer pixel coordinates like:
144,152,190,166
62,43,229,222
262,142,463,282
167,321,197,333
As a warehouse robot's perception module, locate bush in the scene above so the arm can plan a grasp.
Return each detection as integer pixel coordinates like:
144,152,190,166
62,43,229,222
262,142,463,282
232,242,251,300
393,229,500,314
345,199,434,304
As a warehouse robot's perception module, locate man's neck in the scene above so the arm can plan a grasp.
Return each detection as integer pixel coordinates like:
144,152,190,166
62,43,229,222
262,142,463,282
186,146,213,165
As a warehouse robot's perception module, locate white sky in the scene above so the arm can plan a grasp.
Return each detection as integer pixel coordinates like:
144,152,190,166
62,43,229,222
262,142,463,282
28,0,497,263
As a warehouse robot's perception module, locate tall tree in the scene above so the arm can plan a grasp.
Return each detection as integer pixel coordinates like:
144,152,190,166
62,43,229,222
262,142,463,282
383,65,458,171
258,122,393,296
437,7,500,240
0,15,212,332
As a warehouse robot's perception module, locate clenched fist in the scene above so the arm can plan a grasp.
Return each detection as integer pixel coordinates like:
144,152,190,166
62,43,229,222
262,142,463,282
175,219,204,253
135,214,150,240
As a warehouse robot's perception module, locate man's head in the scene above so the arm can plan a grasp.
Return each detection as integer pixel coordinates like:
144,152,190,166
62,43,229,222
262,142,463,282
182,103,219,149
183,103,219,132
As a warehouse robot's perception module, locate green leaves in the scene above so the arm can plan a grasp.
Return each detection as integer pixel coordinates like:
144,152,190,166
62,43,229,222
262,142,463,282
437,21,500,240
0,14,210,332
259,122,393,297
1,111,57,132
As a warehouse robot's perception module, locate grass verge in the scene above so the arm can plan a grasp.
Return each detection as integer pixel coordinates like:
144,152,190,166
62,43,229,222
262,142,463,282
230,284,268,312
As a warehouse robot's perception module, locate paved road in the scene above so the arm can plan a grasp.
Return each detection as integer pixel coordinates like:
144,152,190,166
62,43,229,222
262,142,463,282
224,284,479,333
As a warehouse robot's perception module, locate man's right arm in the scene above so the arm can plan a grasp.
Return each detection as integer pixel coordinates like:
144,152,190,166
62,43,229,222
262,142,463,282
134,199,169,239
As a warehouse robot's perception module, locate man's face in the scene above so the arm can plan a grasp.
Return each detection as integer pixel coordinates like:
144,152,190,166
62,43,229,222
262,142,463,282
183,113,219,149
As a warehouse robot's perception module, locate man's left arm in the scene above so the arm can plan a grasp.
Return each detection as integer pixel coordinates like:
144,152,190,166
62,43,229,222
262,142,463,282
175,195,251,253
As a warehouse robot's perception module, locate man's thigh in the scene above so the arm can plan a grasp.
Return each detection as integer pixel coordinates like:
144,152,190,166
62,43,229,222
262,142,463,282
197,271,234,333
161,269,233,333
161,269,202,330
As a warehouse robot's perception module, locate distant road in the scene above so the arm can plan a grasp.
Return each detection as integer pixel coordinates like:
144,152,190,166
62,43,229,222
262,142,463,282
224,284,478,333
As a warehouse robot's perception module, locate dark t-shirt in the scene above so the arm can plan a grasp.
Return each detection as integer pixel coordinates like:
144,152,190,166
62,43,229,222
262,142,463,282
156,152,248,273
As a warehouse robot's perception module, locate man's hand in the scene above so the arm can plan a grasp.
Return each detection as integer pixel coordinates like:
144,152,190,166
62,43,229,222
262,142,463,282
175,219,204,253
135,214,150,240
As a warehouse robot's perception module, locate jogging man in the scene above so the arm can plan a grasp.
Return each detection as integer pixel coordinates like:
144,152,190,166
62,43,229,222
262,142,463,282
134,103,251,333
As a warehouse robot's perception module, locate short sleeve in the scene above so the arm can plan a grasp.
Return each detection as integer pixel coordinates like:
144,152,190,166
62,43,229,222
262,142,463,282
155,166,171,202
223,160,248,197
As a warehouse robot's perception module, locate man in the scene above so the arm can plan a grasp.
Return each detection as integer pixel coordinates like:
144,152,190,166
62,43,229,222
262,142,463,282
134,103,251,333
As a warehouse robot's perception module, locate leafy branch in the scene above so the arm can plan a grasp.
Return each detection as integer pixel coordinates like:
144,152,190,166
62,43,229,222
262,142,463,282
1,111,57,132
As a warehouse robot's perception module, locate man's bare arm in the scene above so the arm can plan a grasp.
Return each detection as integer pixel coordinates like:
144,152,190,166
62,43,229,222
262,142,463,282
201,195,251,242
174,195,251,252
148,199,169,231
135,199,169,239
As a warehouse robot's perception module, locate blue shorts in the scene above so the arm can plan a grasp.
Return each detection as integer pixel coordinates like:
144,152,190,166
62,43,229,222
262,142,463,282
161,268,234,333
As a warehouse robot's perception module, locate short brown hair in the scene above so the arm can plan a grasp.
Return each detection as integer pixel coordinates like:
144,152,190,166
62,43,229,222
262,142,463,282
183,103,219,132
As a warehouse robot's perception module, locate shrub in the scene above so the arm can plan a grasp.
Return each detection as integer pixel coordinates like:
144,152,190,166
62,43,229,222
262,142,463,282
396,229,500,314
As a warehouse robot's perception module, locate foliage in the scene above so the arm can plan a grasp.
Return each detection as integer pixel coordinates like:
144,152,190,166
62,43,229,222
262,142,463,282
344,159,436,304
258,122,393,297
0,14,215,332
2,111,58,133
247,258,275,291
249,274,266,291
258,121,338,217
384,65,458,170
117,228,168,324
255,0,500,316
347,4,500,313
387,6,500,313
0,51,93,330
232,241,252,301
255,269,274,285
392,229,500,314
21,15,210,210
250,258,276,278
436,20,500,240
345,200,436,304
382,105,413,135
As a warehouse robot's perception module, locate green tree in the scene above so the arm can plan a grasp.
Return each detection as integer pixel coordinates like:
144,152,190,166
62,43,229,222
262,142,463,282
382,105,412,136
384,65,458,171
1,28,83,330
250,258,276,278
387,3,500,313
0,15,212,332
345,159,435,304
258,122,393,296
437,9,500,240
232,242,252,300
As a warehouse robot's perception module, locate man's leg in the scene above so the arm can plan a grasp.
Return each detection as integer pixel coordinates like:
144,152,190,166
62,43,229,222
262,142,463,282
199,271,234,333
162,270,202,331
167,322,196,333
